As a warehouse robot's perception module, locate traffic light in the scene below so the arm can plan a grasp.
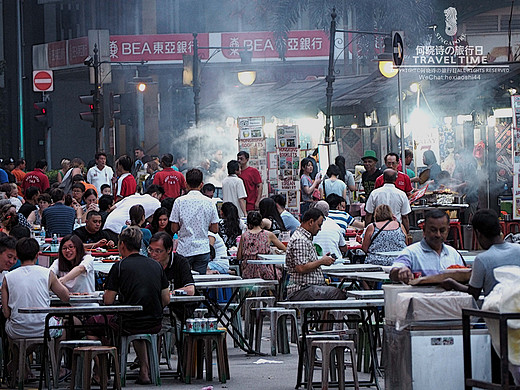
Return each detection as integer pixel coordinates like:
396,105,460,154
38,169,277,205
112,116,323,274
79,90,104,128
34,96,53,128
110,92,135,126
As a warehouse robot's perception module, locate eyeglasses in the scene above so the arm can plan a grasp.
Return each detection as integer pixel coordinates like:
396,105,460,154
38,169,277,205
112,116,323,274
147,248,165,255
62,246,75,251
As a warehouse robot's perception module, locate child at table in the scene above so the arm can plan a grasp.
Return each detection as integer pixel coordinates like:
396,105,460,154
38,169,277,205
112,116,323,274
1,238,69,379
237,211,286,280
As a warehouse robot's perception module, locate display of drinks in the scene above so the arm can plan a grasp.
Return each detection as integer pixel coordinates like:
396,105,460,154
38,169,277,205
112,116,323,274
50,234,59,252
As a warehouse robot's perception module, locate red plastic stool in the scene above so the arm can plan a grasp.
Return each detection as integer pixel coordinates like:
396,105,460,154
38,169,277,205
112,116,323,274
499,221,506,236
505,221,520,235
448,220,464,249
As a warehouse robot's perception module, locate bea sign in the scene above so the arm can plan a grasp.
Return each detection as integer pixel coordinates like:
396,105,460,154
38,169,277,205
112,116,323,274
33,70,54,92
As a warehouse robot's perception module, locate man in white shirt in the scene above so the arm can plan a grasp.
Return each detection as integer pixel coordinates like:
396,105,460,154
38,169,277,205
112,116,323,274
87,152,114,197
312,201,347,259
221,160,247,217
365,169,411,232
170,168,219,275
102,185,163,243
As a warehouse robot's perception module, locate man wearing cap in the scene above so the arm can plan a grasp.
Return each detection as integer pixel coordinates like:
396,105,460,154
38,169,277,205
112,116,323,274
374,153,413,196
153,153,186,199
361,150,382,199
2,158,16,184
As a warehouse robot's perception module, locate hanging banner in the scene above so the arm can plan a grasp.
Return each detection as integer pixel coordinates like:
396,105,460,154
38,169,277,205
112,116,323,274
276,125,300,217
511,95,520,219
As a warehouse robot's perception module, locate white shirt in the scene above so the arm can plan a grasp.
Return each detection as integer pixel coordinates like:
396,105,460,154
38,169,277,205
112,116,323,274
87,165,114,197
312,217,346,259
170,190,219,257
104,194,161,234
208,231,227,259
222,174,247,217
365,183,411,223
50,254,95,294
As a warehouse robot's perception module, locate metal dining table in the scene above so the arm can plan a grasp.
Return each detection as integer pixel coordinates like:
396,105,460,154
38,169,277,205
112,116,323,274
347,290,385,300
278,298,385,390
19,304,143,390
194,278,277,354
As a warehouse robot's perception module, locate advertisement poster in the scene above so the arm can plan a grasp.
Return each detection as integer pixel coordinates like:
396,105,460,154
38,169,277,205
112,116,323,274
238,116,264,139
275,125,300,217
512,95,520,219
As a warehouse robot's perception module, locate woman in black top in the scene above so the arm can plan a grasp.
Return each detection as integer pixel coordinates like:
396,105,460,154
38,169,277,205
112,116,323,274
149,207,174,236
259,197,286,234
218,202,244,250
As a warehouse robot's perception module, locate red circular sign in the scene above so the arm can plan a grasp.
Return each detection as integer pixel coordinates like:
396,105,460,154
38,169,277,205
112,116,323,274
33,71,53,92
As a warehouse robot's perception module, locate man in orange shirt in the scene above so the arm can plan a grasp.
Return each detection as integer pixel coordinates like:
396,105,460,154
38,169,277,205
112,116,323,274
11,159,26,195
153,153,186,200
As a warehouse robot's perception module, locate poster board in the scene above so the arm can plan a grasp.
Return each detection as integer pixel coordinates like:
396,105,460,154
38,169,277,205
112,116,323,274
238,117,267,190
276,125,300,217
511,96,520,219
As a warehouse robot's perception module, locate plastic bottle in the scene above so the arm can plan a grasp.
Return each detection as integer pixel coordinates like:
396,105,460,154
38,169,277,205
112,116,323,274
40,227,46,246
51,234,59,252
172,233,179,252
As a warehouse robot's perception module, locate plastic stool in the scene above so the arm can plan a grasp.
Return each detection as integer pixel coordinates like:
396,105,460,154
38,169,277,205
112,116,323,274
70,346,121,390
120,333,160,386
307,339,359,390
54,339,101,389
506,221,520,235
327,310,362,331
183,330,229,384
158,326,176,370
449,220,464,249
193,308,208,318
8,337,56,390
250,307,299,356
219,303,243,348
244,296,275,338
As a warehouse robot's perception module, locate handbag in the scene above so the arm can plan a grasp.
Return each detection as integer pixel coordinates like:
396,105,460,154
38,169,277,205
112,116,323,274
312,188,321,201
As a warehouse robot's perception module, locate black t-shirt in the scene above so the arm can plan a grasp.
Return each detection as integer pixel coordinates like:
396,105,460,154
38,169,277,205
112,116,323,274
18,203,37,218
164,253,195,289
105,253,169,329
73,226,110,244
362,168,382,199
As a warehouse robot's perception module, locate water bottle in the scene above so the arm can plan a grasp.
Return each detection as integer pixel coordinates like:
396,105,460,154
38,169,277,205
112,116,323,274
50,234,59,252
39,227,46,247
172,233,179,252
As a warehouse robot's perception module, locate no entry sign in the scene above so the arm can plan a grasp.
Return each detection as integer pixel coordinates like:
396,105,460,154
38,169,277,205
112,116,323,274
33,70,54,92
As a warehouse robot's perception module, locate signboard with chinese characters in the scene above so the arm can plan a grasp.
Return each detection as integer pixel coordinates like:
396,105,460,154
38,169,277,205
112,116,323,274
220,30,329,59
511,95,520,219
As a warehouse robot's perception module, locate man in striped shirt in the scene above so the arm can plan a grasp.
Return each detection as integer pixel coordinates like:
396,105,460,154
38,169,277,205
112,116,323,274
286,207,346,301
326,194,364,234
42,188,76,237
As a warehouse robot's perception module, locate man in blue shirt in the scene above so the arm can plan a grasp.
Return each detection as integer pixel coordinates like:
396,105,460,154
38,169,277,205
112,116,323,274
42,188,76,237
390,209,463,283
271,194,300,234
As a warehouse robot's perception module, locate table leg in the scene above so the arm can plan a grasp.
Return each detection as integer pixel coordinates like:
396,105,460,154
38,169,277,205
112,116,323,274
360,308,381,390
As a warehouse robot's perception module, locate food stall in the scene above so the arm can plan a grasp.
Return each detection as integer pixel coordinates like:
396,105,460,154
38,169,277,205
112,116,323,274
383,284,492,390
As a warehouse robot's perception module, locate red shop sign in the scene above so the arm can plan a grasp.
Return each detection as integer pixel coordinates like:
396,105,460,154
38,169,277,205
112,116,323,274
220,30,329,59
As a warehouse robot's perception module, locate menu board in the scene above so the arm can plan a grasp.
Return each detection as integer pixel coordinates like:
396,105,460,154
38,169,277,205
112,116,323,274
238,116,264,139
512,96,520,219
276,125,300,217
238,116,267,196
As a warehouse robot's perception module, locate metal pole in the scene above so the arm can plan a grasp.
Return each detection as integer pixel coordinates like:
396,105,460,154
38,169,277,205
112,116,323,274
324,9,337,144
192,33,200,127
16,0,24,158
397,69,406,173
137,91,144,148
93,44,100,152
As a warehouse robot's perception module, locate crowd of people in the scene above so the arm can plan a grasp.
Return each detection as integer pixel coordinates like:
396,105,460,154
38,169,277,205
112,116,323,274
0,144,508,385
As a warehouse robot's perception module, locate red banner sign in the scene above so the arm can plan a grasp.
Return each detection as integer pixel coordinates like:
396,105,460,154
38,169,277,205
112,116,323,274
220,30,329,59
108,34,209,62
68,37,89,65
48,41,67,68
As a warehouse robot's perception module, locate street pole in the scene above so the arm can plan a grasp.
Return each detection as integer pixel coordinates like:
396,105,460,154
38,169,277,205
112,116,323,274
397,69,406,173
324,9,337,144
93,44,101,152
192,33,200,127
16,0,24,158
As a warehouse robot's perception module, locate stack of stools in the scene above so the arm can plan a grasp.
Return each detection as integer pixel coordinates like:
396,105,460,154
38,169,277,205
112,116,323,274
307,339,359,390
8,337,55,389
243,296,275,338
70,346,121,390
54,339,101,389
250,307,299,356
182,329,229,384
119,333,160,386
